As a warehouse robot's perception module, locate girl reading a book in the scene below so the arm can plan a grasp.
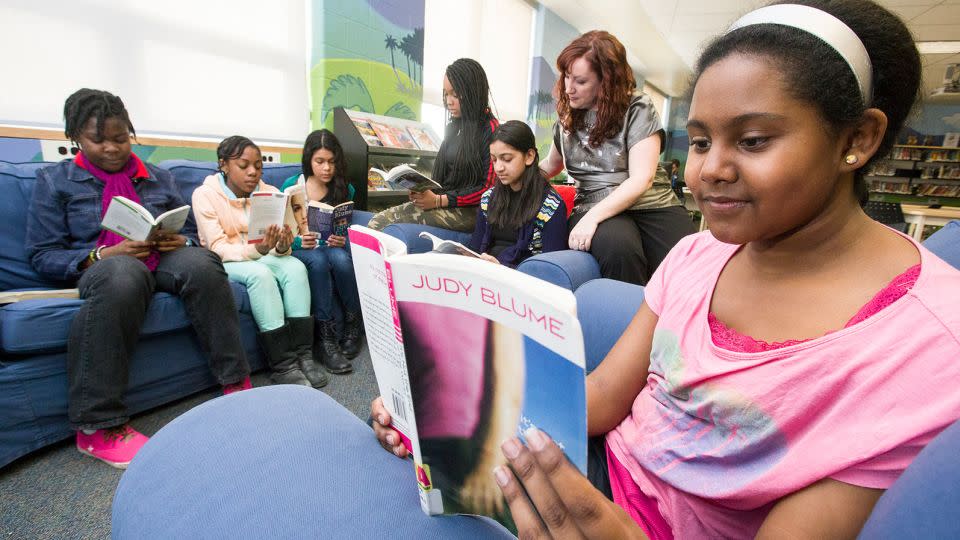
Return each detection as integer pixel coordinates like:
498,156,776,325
539,31,695,286
192,136,327,388
280,129,359,374
468,120,568,267
25,89,252,468
373,1,960,536
367,58,499,233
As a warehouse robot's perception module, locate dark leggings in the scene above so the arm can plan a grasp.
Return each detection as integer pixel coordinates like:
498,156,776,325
570,205,695,286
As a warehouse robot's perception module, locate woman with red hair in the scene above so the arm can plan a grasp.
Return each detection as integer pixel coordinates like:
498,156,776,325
541,31,694,285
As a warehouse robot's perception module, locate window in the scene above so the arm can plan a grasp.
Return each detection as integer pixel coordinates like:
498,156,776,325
0,0,309,144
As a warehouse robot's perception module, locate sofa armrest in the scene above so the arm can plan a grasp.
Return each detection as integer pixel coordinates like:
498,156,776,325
574,279,645,373
350,210,374,227
517,250,601,291
381,224,471,254
922,220,960,271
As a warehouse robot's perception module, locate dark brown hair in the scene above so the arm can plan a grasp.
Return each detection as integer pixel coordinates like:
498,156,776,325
555,31,636,147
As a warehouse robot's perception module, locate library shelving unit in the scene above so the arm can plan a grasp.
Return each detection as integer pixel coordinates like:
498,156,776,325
333,107,441,211
867,144,960,207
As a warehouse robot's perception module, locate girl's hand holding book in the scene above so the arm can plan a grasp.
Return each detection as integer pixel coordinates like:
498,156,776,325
370,397,409,458
102,240,155,260
410,189,441,210
276,225,294,254
255,225,282,255
326,234,346,248
301,232,319,250
496,429,644,539
155,233,187,252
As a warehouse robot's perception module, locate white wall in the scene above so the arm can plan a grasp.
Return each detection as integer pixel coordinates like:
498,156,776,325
0,0,309,144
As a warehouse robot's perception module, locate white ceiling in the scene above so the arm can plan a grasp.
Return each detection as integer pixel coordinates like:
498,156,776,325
539,0,960,98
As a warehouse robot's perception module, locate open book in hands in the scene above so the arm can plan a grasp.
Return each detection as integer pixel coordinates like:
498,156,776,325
418,231,481,258
100,196,190,242
369,165,442,193
308,201,354,243
247,192,289,244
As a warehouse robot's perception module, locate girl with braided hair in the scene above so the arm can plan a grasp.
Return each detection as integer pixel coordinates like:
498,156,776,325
368,58,499,233
25,89,252,468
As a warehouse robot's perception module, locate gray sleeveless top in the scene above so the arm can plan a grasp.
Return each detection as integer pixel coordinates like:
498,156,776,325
553,94,680,212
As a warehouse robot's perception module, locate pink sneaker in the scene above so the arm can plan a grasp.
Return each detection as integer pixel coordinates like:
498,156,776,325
223,376,253,395
76,425,149,469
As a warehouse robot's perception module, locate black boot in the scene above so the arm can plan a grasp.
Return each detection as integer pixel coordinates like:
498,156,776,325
317,319,352,374
339,310,363,359
257,324,310,386
287,316,329,388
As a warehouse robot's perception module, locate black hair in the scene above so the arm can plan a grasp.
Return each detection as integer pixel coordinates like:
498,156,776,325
217,135,261,172
486,120,552,231
63,88,135,142
301,129,349,204
671,159,680,167
433,58,493,191
693,0,921,205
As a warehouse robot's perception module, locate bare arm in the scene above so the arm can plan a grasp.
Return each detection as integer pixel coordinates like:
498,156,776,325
756,479,883,540
587,302,658,436
539,143,565,179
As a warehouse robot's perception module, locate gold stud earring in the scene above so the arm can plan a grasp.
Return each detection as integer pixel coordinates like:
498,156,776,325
844,154,859,165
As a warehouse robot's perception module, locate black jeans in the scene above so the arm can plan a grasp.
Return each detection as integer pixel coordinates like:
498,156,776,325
68,247,249,430
570,205,695,286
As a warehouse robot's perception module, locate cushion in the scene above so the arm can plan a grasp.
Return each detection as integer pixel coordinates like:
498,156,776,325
516,250,601,291
923,220,960,271
0,161,62,291
113,385,513,539
574,278,645,372
1,282,251,356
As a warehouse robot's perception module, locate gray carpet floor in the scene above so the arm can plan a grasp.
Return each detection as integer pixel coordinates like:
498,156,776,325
0,347,379,540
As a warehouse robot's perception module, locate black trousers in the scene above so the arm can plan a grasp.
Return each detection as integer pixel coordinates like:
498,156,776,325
570,205,695,286
68,247,250,430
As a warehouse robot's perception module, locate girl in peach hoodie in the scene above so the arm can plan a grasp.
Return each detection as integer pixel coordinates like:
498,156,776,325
192,136,327,388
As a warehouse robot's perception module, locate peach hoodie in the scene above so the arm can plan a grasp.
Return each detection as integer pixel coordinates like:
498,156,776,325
192,173,289,262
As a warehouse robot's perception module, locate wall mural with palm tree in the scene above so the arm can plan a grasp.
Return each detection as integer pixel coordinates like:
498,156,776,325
311,0,425,130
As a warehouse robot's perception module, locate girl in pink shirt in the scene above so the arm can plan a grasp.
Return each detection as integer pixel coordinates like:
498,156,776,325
476,0,960,538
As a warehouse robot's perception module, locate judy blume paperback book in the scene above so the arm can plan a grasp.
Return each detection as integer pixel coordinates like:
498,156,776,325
348,225,587,533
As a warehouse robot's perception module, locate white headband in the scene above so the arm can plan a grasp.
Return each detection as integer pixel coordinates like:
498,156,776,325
728,4,873,105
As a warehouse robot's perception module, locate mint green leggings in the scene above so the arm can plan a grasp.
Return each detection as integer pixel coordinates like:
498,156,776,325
223,255,310,332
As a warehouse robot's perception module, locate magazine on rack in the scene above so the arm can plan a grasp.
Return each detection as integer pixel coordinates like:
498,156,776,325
348,225,587,532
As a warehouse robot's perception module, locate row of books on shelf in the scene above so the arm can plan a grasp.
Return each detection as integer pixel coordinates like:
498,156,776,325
920,164,960,180
870,180,960,198
352,118,440,151
890,147,924,160
899,132,960,148
923,149,960,163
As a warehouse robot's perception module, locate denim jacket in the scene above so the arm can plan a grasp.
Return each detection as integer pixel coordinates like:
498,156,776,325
25,159,197,283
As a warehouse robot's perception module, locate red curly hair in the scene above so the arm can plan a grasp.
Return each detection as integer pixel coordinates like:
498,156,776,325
555,31,635,148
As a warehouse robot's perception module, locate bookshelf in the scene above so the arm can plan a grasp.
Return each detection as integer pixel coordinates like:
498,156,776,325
866,144,960,206
333,107,441,211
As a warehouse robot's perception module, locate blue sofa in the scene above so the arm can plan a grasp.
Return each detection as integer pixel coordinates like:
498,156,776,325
112,272,960,537
0,159,372,469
